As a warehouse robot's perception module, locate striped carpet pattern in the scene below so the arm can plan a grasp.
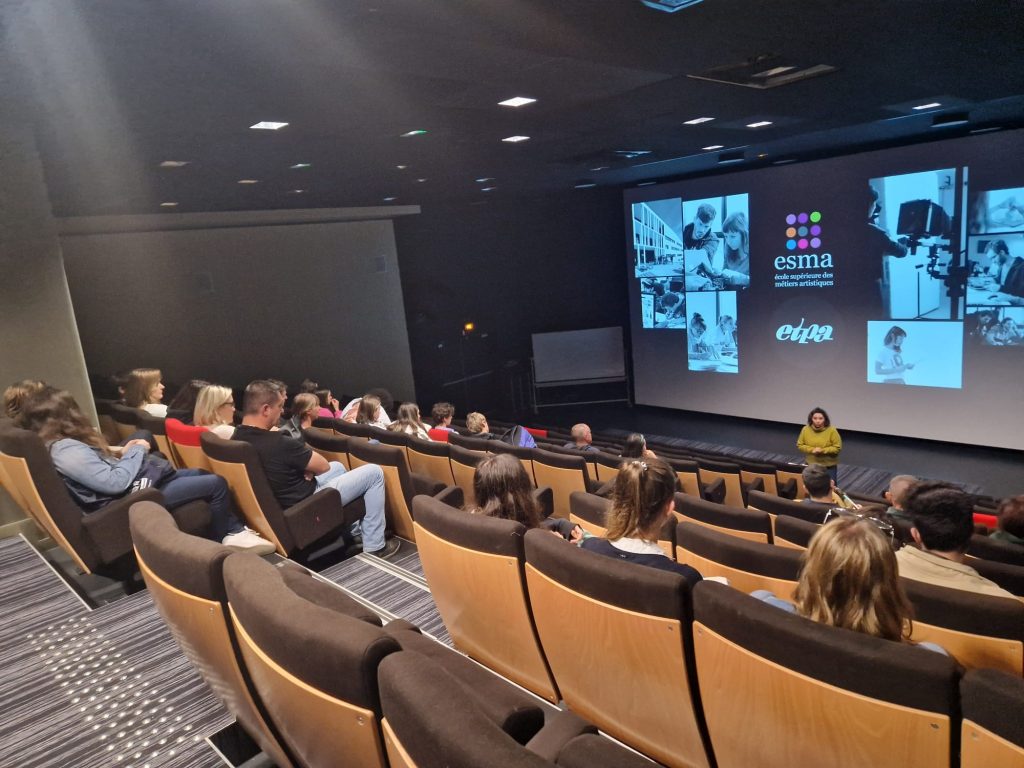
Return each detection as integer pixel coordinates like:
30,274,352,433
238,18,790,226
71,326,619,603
0,537,231,768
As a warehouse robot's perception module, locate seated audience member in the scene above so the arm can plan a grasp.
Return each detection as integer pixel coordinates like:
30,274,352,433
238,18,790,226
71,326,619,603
3,379,46,419
341,388,394,425
465,411,497,439
470,453,582,541
165,379,210,423
278,392,319,443
884,474,918,522
620,432,657,460
388,403,431,440
355,394,390,430
563,423,598,452
18,387,273,553
754,517,945,655
123,368,169,417
232,380,399,559
315,387,342,419
193,385,239,439
991,495,1024,547
430,401,457,433
802,464,858,509
580,458,703,586
896,481,1015,599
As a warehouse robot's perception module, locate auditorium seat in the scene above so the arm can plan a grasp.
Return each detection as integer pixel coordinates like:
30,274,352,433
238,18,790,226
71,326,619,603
524,528,712,768
405,436,456,487
129,501,297,768
664,456,726,503
531,449,600,519
674,492,774,544
0,421,207,576
675,521,802,600
773,514,820,550
93,397,121,444
378,650,658,768
739,458,791,497
969,556,1024,597
775,463,808,500
695,457,763,508
309,416,337,437
746,489,831,528
165,418,212,471
589,450,624,484
568,491,675,557
902,578,1024,675
109,401,145,441
347,439,450,541
134,410,178,467
448,432,497,452
484,439,539,486
331,418,376,440
201,431,363,559
692,581,960,768
411,495,559,703
960,669,1024,768
448,443,485,508
426,427,450,442
968,533,1024,567
302,428,352,470
371,427,411,450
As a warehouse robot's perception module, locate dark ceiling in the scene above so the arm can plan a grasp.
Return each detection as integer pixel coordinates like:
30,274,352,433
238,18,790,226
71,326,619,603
2,0,1022,217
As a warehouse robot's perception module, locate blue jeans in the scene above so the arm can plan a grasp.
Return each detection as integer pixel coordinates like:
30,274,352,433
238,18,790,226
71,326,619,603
161,469,243,542
315,461,386,552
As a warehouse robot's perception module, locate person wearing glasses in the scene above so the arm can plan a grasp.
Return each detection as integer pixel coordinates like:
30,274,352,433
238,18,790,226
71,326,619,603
193,384,238,439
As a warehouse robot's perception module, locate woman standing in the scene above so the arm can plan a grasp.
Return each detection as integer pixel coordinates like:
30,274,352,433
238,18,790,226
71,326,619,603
874,326,914,384
797,406,841,483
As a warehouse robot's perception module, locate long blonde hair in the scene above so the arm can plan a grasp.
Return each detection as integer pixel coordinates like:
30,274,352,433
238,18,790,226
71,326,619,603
606,458,675,541
794,517,913,642
193,385,234,427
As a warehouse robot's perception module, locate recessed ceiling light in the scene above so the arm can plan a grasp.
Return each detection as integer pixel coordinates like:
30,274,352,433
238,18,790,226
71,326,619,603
746,121,773,128
237,179,259,184
159,202,178,207
159,160,189,168
396,165,408,170
287,189,305,194
498,96,536,108
416,178,427,183
481,186,497,192
475,177,494,183
683,117,715,125
912,102,941,111
401,129,428,137
383,196,398,202
250,121,289,130
574,183,597,189
290,163,311,169
502,135,530,143
758,153,768,159
590,166,609,172
702,145,724,150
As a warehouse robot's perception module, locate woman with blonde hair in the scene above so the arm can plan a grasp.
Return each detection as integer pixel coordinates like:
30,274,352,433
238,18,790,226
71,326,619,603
123,368,168,417
193,385,237,439
580,457,702,585
355,394,388,430
279,392,319,442
755,517,946,653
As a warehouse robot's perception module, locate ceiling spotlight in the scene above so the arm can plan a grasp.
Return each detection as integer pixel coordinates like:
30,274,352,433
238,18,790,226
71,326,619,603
912,102,942,111
931,112,969,128
383,196,398,202
702,144,724,150
746,121,773,128
159,160,189,168
481,186,497,192
237,179,259,184
683,117,715,125
401,129,428,137
590,166,610,172
159,202,178,207
475,177,494,183
286,189,305,194
498,96,536,107
416,178,428,183
290,163,311,169
396,165,408,170
502,135,530,143
574,182,597,189
250,121,289,130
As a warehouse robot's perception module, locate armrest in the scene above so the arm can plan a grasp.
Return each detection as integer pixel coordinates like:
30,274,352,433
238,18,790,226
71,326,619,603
701,477,726,504
410,471,446,497
83,487,165,564
433,485,464,509
281,487,345,551
584,477,604,494
742,476,765,504
777,477,797,500
533,486,554,519
526,710,598,761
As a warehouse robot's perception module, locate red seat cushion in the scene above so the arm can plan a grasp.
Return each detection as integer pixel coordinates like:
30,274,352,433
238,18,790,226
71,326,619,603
165,418,209,447
427,428,450,442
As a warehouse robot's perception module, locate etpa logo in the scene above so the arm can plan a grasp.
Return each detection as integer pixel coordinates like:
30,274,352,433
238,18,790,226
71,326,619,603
776,318,834,344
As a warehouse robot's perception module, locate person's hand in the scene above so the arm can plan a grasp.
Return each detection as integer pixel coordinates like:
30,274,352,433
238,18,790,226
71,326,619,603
330,397,340,411
569,525,584,543
123,439,151,452
813,447,822,454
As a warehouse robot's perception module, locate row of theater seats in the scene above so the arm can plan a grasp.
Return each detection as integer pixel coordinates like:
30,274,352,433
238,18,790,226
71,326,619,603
410,494,1024,768
129,501,656,768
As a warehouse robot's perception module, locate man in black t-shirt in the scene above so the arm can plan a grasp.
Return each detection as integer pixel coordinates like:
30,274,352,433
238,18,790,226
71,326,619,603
232,380,399,559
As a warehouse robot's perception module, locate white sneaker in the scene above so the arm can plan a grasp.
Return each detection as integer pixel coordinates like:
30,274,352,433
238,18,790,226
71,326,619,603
222,527,276,555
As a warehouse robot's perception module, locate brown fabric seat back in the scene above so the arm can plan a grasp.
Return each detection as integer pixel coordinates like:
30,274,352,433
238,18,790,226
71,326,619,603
747,489,831,524
773,514,820,549
675,492,773,544
960,669,1024,768
348,439,417,540
302,429,352,470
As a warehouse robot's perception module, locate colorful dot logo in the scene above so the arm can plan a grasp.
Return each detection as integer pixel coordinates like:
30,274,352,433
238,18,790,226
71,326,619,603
785,211,822,250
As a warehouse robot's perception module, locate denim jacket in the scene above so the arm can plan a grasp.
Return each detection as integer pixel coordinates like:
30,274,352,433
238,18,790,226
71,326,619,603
49,438,146,510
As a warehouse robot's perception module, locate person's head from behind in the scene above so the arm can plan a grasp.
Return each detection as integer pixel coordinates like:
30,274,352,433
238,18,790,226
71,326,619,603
691,203,716,239
396,402,423,425
807,406,830,429
242,379,287,429
885,475,918,511
607,458,676,541
472,453,540,528
314,388,333,410
465,412,488,434
123,368,164,407
167,379,210,415
802,464,833,500
690,312,707,336
299,378,319,394
194,385,235,427
290,393,320,426
18,386,107,450
571,423,592,446
795,517,911,642
367,388,394,418
986,239,1010,268
621,433,647,459
3,379,46,419
883,326,906,351
902,481,973,554
355,395,382,425
431,401,454,427
996,495,1024,540
722,212,748,255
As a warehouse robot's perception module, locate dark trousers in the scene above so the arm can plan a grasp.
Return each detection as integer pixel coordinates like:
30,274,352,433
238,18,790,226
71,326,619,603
161,469,243,541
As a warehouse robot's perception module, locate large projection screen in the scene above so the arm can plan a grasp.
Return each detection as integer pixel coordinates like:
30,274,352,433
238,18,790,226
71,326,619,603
533,327,626,384
623,131,1024,450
